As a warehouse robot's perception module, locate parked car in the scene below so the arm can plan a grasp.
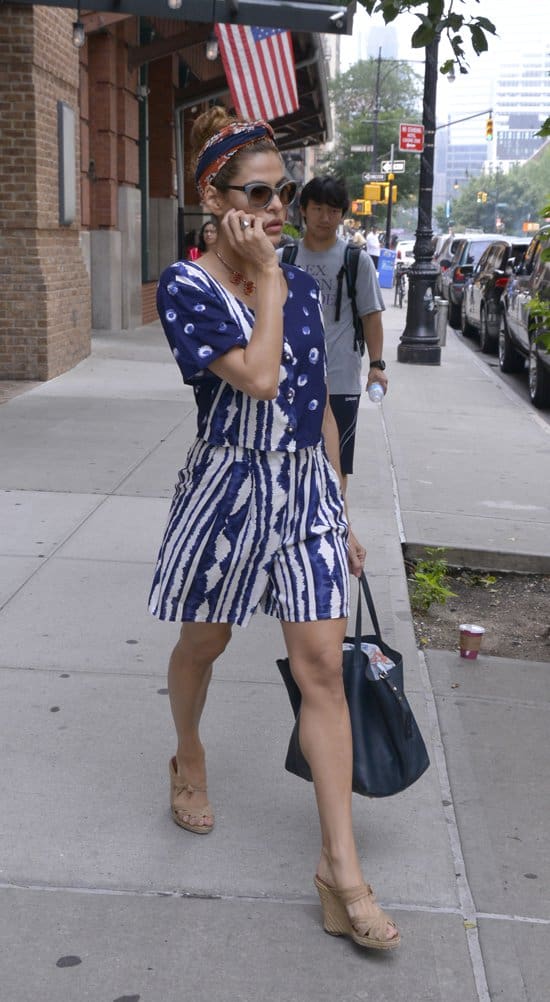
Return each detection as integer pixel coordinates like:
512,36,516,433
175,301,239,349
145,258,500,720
433,232,465,296
431,233,449,260
499,227,550,408
394,239,415,269
439,233,501,328
461,237,531,352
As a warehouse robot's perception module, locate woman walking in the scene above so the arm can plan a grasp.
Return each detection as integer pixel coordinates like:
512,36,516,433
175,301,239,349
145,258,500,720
187,219,218,260
149,106,399,952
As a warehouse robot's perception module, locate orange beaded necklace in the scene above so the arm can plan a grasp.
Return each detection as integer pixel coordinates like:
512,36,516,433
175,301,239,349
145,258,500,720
215,251,256,297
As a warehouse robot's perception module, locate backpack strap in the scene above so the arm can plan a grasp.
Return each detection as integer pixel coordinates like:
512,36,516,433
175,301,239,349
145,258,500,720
344,244,365,356
281,242,299,265
334,264,346,322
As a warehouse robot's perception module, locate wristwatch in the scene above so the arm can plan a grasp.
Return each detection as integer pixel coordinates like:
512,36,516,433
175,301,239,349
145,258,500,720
369,359,386,370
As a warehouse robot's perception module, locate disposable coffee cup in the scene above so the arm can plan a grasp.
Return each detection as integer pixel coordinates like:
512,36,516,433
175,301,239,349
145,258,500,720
459,624,485,660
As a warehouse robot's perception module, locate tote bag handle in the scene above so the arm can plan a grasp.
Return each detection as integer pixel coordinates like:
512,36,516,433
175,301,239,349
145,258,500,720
354,571,384,647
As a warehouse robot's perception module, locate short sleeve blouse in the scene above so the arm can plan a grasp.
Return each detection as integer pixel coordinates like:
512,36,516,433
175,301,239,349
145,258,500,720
157,260,327,452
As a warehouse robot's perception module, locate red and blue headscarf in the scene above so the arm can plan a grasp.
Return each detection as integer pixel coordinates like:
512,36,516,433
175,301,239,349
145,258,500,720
195,120,275,200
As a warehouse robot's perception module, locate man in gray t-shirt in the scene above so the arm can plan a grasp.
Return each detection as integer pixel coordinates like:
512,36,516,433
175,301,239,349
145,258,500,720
278,176,387,486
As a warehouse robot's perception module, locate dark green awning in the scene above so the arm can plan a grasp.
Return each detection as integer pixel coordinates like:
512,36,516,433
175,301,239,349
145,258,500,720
7,0,357,34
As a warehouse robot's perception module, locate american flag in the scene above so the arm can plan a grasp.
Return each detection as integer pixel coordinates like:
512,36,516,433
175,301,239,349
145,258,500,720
214,24,299,122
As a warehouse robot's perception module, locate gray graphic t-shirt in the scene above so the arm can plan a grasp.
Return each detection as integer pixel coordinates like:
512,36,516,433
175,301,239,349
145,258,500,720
278,237,384,394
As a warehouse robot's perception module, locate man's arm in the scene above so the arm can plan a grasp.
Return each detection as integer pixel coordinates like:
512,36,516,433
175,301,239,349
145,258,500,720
362,311,388,394
355,251,388,394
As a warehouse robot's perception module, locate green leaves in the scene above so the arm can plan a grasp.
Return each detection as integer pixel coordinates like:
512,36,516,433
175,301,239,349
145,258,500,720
439,58,455,76
476,16,498,34
531,299,550,353
470,25,489,55
356,1,496,75
410,548,457,613
527,223,550,352
445,12,463,32
411,18,436,48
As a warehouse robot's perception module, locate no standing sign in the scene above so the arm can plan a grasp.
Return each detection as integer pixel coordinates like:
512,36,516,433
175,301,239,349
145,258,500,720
399,123,425,153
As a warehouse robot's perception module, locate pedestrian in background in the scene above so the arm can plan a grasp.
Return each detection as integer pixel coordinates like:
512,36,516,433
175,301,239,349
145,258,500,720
188,219,218,260
366,225,381,269
150,108,399,953
278,176,387,491
197,218,218,254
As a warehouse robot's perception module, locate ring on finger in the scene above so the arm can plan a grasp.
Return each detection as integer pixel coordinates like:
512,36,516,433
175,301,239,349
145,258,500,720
240,219,250,230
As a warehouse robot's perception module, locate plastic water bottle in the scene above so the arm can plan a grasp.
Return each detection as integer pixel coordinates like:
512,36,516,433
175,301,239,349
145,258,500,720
368,381,385,403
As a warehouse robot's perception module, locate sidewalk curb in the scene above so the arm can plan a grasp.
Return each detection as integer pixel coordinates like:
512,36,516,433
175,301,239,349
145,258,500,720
403,542,550,576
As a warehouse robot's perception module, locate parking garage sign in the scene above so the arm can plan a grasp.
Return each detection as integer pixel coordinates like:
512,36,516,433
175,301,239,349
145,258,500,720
399,123,424,152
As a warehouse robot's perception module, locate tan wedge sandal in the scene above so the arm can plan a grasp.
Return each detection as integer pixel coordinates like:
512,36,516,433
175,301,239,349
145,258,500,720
169,757,214,835
314,875,400,950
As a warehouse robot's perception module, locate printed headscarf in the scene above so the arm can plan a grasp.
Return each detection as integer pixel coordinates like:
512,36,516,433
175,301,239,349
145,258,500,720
195,120,275,200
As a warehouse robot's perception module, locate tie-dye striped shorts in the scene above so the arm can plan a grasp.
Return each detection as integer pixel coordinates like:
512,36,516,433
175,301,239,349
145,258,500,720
148,437,350,626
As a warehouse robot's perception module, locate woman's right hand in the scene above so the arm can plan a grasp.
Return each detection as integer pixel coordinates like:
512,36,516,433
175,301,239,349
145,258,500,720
221,208,278,273
348,530,366,578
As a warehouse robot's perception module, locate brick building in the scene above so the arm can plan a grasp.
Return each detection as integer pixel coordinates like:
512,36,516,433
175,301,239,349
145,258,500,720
0,5,91,380
0,3,333,382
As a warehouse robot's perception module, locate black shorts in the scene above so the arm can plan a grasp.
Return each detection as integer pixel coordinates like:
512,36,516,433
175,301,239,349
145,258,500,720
329,393,361,475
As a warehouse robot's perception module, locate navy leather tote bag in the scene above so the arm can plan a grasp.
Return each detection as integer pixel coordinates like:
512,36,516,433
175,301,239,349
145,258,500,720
277,572,430,798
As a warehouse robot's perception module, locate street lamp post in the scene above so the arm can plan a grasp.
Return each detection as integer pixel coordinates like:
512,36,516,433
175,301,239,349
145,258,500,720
371,47,382,172
397,34,441,365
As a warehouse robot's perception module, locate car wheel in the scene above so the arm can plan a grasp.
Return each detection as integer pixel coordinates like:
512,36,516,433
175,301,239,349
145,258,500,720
528,335,550,408
461,300,475,337
498,315,524,373
449,300,461,329
479,305,497,354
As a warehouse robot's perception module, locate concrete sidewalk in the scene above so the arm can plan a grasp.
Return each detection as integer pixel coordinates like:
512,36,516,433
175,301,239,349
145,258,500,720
0,295,548,1001
380,298,550,573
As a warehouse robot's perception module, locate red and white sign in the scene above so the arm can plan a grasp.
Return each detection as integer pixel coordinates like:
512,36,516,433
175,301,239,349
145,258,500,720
399,123,424,153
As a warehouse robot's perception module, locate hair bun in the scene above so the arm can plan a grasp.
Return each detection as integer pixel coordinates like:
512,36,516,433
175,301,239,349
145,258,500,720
190,107,238,161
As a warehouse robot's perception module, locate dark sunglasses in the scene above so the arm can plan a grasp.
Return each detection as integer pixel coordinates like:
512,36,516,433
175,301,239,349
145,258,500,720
223,179,298,210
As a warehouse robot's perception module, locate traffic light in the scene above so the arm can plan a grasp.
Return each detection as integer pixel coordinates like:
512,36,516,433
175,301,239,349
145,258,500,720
351,199,367,215
363,183,384,202
381,183,397,205
363,183,398,204
486,116,493,140
476,191,488,204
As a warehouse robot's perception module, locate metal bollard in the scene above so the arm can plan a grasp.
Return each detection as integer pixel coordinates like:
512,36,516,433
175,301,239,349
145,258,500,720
434,296,448,346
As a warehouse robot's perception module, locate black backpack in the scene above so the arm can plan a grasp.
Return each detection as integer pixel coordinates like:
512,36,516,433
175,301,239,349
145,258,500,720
281,242,365,355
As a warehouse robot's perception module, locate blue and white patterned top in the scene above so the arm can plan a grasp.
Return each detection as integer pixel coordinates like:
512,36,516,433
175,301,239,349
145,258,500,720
157,261,327,452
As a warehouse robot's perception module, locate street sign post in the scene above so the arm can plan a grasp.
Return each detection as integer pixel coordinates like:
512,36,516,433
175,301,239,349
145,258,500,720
362,172,385,182
399,124,424,153
381,160,405,173
351,144,374,153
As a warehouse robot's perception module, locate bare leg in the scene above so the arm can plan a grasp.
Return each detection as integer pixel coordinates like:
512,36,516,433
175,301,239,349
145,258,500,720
281,618,397,943
168,621,231,827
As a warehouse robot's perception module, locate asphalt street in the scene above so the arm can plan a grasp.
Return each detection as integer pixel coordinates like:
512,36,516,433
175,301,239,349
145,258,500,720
447,316,550,429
